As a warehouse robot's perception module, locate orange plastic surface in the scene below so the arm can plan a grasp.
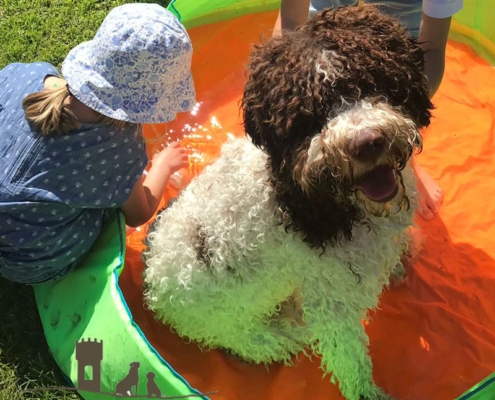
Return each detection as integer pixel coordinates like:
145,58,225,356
121,10,495,400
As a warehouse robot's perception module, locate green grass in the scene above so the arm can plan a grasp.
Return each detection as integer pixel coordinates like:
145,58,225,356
0,1,170,398
0,0,171,69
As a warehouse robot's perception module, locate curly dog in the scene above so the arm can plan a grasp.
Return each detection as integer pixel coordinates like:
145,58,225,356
144,5,433,400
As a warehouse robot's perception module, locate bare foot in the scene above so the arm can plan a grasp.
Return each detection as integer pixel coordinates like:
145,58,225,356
411,158,444,220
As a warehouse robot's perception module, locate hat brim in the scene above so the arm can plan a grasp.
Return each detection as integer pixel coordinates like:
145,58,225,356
62,41,196,124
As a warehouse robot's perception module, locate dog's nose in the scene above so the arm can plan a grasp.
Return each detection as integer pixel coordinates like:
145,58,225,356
345,129,386,162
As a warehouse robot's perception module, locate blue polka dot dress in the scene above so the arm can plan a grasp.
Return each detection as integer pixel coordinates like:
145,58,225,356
0,63,148,284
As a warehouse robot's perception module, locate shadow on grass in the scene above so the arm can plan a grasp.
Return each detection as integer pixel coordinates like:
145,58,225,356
0,277,80,399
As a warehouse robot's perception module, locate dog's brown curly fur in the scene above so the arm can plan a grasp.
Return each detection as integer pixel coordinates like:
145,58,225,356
242,5,433,250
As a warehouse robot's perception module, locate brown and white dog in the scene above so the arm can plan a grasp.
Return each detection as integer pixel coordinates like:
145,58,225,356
144,6,432,400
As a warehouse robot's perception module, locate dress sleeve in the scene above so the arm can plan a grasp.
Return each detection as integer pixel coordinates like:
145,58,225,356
423,0,463,19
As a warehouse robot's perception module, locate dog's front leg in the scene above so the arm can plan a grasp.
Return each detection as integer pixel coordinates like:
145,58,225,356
301,282,396,400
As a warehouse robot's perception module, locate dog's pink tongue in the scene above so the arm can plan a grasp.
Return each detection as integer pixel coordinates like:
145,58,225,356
356,166,398,203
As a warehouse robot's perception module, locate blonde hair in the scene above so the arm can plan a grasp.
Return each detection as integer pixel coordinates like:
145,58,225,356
23,84,140,136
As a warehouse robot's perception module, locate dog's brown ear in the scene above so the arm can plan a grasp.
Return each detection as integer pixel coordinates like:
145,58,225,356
243,107,264,149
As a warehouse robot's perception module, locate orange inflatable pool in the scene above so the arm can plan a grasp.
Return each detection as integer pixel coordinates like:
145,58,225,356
122,8,495,400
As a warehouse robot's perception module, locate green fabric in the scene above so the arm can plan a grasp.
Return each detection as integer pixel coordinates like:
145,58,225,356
34,211,200,399
453,0,495,45
452,0,495,66
455,372,495,400
169,0,279,29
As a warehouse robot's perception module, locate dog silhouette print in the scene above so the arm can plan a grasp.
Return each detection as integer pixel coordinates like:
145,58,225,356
146,371,162,397
114,361,140,396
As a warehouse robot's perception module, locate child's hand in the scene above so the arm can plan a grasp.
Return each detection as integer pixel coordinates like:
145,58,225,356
153,142,189,174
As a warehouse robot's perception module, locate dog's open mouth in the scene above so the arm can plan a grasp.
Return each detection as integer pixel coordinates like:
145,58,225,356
356,165,399,203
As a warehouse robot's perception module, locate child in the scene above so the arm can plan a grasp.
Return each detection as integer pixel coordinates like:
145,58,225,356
274,0,463,219
0,4,195,284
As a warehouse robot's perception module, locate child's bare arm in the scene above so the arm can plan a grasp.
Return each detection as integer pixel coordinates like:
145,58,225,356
418,13,452,98
273,0,311,37
121,142,188,227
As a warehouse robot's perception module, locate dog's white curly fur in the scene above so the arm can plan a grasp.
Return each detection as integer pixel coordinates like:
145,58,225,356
144,136,417,400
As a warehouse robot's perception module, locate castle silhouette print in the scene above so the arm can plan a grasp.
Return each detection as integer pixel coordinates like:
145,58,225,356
23,337,216,398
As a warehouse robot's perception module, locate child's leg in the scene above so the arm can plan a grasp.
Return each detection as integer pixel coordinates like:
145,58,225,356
411,157,444,219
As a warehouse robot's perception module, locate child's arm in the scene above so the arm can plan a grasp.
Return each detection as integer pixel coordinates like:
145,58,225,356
273,0,311,37
121,142,188,227
418,13,452,98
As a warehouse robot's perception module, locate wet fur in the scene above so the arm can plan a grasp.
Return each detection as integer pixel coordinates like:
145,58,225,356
144,6,432,400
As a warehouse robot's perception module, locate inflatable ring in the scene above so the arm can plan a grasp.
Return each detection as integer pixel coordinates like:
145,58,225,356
34,210,209,399
34,0,495,399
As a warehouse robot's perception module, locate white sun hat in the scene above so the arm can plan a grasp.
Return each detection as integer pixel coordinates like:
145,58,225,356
61,3,196,124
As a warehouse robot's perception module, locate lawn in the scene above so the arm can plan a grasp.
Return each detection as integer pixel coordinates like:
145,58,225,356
0,1,169,398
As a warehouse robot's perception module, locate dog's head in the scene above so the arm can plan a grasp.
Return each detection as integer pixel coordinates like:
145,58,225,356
130,362,140,369
147,372,156,378
242,5,433,249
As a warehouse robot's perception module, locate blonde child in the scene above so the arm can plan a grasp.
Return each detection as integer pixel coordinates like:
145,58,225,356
0,4,195,284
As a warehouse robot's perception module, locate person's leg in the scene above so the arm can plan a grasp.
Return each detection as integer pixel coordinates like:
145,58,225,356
411,157,444,219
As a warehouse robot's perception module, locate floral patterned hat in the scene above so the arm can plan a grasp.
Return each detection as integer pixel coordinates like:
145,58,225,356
61,3,196,124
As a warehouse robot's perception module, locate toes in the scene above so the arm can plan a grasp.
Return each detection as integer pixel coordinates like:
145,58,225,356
419,207,434,220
